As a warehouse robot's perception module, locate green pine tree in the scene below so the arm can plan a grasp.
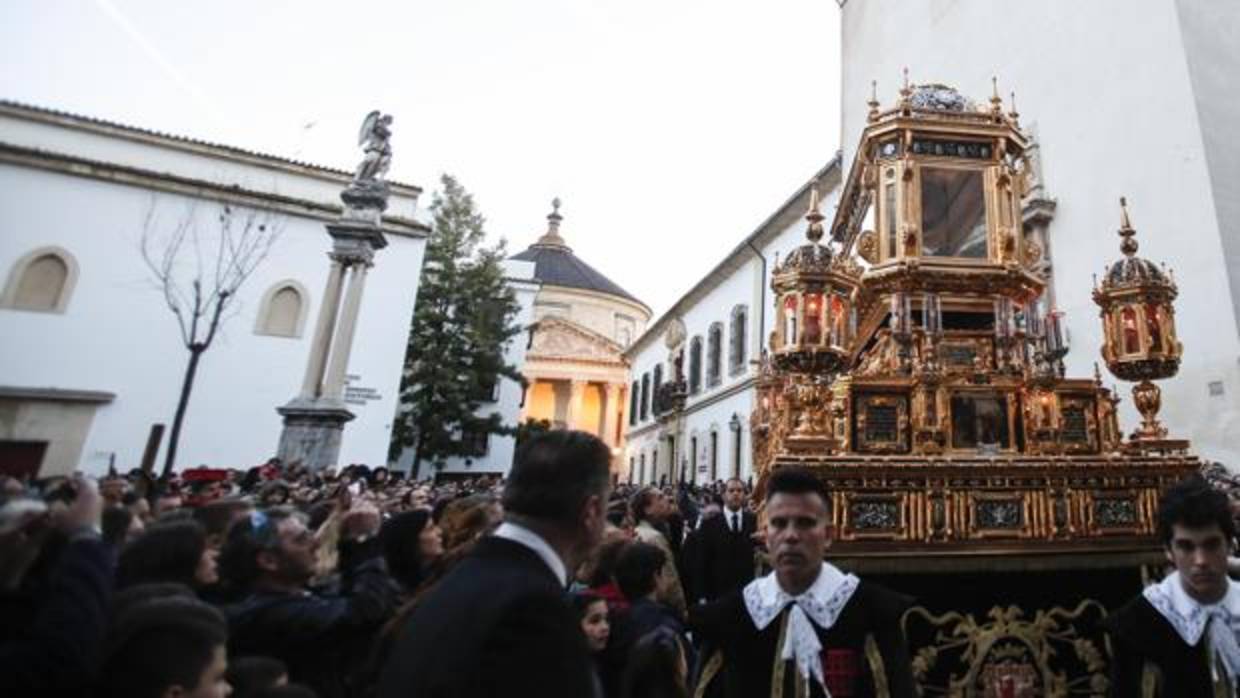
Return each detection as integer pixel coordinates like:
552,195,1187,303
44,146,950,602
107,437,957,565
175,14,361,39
389,174,525,477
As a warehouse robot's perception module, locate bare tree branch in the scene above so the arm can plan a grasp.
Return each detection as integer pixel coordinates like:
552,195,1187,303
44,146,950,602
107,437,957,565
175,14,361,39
137,196,284,479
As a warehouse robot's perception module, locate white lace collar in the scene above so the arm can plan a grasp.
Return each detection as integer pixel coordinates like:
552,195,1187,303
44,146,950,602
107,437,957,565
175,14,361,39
743,562,860,695
1144,571,1240,682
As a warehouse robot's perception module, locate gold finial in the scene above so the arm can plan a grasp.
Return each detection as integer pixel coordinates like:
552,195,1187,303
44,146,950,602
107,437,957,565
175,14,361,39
805,179,825,243
990,76,1003,116
867,80,880,121
534,196,568,248
1008,91,1020,125
1118,196,1138,257
1093,362,1103,386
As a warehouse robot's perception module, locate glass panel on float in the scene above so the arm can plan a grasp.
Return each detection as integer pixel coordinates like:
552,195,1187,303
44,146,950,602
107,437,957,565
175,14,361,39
921,168,988,259
803,293,822,345
950,394,1011,450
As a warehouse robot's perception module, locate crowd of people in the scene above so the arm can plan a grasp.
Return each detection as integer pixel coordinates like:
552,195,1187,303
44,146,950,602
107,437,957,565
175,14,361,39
1,430,1238,697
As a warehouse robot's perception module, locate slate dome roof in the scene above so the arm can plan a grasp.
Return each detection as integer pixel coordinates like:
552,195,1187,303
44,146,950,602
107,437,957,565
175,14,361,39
509,199,642,304
1099,198,1174,291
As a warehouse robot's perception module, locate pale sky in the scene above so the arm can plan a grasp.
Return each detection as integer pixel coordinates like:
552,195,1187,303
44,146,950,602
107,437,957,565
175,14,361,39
1,0,842,318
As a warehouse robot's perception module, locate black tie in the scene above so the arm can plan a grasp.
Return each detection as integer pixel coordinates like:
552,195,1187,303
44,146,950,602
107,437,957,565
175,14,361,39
732,512,739,534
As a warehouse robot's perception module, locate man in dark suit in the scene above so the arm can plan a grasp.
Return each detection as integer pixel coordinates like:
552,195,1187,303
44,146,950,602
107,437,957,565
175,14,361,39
377,431,611,698
693,477,759,603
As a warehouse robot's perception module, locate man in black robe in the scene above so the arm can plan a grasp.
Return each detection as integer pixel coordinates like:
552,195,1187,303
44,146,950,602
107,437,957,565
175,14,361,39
1107,475,1240,697
691,467,917,697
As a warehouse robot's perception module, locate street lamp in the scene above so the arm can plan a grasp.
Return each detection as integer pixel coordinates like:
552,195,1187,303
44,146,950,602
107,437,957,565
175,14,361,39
729,412,743,478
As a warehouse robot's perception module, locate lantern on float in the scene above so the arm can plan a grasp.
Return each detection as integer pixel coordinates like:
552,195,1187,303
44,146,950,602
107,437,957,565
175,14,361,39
770,183,859,376
1092,198,1182,442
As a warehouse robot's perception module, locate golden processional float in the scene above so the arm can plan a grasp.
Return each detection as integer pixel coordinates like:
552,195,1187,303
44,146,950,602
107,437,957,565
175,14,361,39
748,77,1198,695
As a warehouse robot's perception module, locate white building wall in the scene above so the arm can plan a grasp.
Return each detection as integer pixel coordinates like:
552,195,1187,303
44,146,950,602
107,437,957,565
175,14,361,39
0,164,424,475
0,106,421,220
840,0,1240,465
408,259,541,479
623,177,843,486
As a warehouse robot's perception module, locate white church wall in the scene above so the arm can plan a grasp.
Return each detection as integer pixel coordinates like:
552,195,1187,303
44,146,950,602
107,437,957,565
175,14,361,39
0,139,425,476
0,104,422,220
1175,0,1240,346
839,0,1240,465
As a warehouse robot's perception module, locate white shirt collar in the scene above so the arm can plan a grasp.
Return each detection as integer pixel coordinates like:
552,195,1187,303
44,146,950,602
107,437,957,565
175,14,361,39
492,521,568,587
743,562,860,693
1144,571,1240,681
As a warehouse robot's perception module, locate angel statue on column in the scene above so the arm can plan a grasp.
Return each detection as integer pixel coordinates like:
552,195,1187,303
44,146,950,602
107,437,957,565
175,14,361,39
353,110,393,184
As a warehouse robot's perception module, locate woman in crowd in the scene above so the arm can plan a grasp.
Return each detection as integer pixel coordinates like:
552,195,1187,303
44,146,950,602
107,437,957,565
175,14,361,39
379,509,443,596
438,493,502,553
116,519,218,592
572,591,613,696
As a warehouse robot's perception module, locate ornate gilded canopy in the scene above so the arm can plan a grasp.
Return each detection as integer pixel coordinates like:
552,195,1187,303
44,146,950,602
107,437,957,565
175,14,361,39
752,76,1197,572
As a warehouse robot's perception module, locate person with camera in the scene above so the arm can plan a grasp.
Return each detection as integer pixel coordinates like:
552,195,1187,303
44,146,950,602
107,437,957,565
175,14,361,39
0,476,112,697
221,499,398,698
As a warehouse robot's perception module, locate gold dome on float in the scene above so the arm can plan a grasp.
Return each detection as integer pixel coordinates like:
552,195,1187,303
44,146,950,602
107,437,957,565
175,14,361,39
1093,197,1184,444
769,182,859,375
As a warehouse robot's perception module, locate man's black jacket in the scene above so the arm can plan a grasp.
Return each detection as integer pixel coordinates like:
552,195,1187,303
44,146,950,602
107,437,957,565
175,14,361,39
692,509,757,602
225,538,398,698
1106,594,1226,697
376,535,596,698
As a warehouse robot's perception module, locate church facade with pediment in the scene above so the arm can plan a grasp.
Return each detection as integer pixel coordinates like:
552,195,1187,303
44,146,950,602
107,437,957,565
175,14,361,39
512,202,651,471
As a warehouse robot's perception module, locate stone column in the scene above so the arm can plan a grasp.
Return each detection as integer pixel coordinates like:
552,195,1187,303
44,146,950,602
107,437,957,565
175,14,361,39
277,109,393,472
324,263,370,400
566,380,586,431
602,383,622,447
300,258,346,398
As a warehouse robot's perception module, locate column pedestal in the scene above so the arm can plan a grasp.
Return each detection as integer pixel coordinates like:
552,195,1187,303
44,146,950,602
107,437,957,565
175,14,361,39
276,403,355,469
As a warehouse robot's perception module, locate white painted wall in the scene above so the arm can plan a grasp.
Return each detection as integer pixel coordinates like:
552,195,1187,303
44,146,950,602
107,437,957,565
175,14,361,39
0,107,421,220
840,0,1240,465
623,178,844,485
0,145,424,476
404,259,541,479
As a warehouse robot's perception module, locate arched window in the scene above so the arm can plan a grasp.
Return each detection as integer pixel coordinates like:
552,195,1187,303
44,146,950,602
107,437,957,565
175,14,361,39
640,373,650,421
255,280,309,338
1,246,79,313
652,364,663,416
729,305,747,374
630,380,640,425
707,323,723,387
688,336,703,394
